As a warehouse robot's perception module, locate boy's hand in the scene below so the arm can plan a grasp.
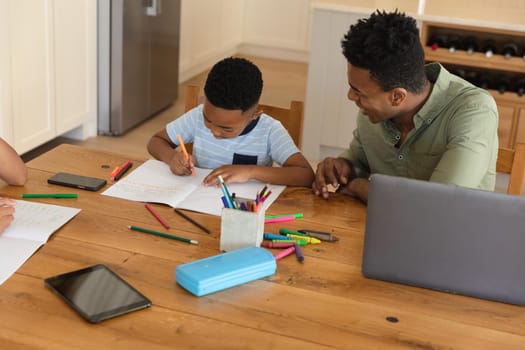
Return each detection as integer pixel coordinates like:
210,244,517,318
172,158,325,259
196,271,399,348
168,148,194,176
0,198,16,234
203,165,254,186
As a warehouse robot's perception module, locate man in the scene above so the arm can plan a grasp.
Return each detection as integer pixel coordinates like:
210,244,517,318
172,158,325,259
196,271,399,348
312,10,498,203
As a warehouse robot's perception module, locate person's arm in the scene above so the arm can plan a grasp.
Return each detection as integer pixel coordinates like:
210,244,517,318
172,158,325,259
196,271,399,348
429,102,498,189
0,138,27,185
147,129,193,175
202,152,314,186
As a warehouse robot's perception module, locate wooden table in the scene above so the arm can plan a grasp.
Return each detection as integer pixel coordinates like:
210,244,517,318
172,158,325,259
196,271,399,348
0,144,523,349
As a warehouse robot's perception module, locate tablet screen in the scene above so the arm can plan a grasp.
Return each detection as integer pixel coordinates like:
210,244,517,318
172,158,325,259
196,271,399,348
45,264,151,323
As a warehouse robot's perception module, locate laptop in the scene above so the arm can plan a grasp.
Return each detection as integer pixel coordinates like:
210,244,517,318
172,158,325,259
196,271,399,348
362,174,525,305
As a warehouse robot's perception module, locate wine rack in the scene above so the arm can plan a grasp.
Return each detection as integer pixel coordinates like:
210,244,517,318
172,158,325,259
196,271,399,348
421,21,525,149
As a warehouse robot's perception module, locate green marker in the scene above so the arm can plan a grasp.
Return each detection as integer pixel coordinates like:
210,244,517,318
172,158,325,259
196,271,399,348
272,239,308,246
279,228,307,236
265,213,303,219
22,193,78,198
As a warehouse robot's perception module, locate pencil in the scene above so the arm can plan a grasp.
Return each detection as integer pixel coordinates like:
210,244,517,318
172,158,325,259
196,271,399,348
113,161,133,181
144,203,170,229
177,134,195,176
174,208,211,234
128,225,198,245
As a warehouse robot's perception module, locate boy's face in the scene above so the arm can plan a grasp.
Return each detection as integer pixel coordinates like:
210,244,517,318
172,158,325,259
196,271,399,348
202,99,261,139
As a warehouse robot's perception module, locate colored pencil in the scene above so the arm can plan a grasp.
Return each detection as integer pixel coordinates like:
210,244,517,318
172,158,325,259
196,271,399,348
144,203,170,229
174,208,210,234
128,225,198,245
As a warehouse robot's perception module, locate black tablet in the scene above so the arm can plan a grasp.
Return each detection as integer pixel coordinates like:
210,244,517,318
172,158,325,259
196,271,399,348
44,264,152,323
48,172,107,191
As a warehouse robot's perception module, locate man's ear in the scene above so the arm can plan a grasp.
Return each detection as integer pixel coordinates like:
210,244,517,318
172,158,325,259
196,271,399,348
391,88,407,106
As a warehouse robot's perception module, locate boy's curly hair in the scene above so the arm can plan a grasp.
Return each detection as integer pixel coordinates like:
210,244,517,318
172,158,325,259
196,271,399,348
204,57,263,112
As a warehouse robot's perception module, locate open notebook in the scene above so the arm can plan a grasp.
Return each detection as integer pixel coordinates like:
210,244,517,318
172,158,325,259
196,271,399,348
102,159,285,216
0,200,81,285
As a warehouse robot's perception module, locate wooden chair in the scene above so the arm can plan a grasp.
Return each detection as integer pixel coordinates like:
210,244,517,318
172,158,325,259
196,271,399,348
496,142,525,195
184,85,304,148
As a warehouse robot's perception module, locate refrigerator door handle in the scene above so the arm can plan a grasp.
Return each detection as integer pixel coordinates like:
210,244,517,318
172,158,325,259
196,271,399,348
146,0,161,16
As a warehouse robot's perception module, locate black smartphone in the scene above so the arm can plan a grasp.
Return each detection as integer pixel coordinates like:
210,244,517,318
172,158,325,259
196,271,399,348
48,172,107,191
45,264,152,323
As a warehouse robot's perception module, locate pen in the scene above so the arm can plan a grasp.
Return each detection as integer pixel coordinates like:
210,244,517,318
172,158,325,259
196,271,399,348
177,134,195,176
174,208,211,234
218,175,235,208
294,243,304,263
113,161,133,181
279,228,308,236
285,234,321,244
128,225,198,245
273,246,296,261
261,241,296,248
22,193,78,198
272,239,308,246
263,233,293,241
298,229,340,242
144,203,170,229
264,216,295,224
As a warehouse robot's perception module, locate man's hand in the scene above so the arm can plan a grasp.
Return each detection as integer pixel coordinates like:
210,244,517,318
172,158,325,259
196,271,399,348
312,157,353,199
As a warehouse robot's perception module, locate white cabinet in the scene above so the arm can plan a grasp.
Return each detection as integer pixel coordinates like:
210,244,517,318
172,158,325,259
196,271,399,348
302,7,366,160
1,0,96,154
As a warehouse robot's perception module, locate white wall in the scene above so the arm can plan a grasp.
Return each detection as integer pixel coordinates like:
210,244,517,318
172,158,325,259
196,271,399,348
178,0,312,83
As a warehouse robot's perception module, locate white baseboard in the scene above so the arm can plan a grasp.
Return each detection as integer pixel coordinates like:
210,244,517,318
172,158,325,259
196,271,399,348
237,43,309,63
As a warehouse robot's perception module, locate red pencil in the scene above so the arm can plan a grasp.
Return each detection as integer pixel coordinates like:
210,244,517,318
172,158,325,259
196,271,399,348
144,203,170,229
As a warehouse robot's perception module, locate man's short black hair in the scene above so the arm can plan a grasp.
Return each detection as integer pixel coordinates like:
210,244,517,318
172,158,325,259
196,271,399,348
341,10,427,94
204,57,263,112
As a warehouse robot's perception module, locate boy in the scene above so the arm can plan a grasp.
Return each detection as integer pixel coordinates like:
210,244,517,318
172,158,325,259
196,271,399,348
147,57,314,187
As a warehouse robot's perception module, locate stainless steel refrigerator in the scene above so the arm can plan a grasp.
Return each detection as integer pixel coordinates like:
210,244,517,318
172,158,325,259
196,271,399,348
98,0,180,135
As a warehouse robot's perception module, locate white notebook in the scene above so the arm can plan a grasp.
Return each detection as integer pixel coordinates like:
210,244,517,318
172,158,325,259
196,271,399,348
102,159,285,216
0,200,81,285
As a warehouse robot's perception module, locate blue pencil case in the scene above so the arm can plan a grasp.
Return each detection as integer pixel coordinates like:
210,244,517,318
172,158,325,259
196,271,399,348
175,246,276,296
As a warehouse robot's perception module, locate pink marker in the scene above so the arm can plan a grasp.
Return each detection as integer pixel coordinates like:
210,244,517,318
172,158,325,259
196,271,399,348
264,216,295,224
273,246,296,261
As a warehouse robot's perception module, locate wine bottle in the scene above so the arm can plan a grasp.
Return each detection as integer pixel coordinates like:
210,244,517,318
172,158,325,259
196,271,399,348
482,39,497,58
464,71,479,85
514,78,525,97
427,35,447,51
476,73,492,90
493,75,510,94
451,68,466,79
462,36,479,55
502,43,518,59
447,35,462,53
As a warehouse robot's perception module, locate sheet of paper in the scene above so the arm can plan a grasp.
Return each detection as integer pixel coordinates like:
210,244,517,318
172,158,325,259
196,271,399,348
0,200,81,285
102,159,285,216
3,200,81,243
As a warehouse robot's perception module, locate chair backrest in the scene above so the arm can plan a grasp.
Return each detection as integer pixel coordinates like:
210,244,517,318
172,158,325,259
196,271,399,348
496,142,525,195
184,85,304,148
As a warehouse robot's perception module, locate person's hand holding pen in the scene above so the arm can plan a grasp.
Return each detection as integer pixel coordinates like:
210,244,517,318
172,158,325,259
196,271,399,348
168,147,195,176
0,197,16,233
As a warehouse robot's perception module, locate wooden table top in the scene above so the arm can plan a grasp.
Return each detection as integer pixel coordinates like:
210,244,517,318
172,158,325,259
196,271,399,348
0,144,524,349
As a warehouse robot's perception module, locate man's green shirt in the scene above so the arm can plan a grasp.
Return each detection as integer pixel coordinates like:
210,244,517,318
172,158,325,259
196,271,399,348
339,63,498,190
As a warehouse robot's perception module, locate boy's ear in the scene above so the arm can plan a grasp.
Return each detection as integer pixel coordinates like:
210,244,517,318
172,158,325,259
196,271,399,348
252,109,263,119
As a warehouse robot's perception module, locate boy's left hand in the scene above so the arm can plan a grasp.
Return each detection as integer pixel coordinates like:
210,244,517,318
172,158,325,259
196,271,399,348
202,165,254,186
